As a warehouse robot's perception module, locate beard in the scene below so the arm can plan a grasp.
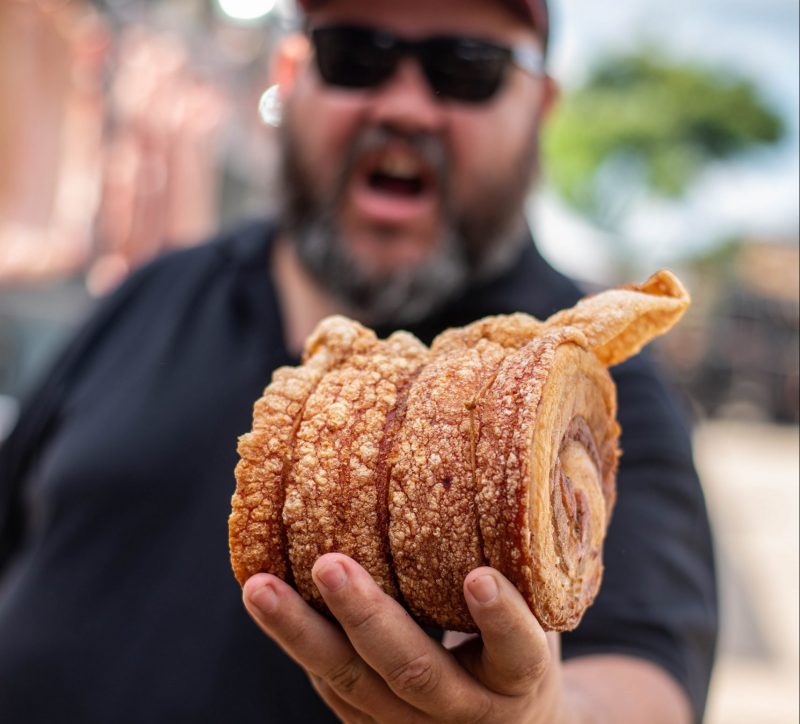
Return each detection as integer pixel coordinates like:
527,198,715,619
276,116,539,326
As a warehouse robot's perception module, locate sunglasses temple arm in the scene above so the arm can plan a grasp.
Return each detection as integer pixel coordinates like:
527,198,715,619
511,46,546,77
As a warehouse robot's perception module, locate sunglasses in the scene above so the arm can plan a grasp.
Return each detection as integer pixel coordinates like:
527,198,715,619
310,25,545,103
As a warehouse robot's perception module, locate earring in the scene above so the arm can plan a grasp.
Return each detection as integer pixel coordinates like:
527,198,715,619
258,84,283,128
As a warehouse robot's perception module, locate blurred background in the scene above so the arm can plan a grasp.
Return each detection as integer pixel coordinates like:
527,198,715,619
0,0,797,721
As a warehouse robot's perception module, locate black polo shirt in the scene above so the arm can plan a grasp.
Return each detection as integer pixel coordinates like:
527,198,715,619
0,220,717,723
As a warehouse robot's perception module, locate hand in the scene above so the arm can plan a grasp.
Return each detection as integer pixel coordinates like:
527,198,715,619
243,553,570,723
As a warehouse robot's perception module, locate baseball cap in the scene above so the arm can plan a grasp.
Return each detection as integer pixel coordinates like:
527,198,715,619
296,0,550,52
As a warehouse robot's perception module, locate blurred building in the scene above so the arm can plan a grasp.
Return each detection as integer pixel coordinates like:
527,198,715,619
0,0,289,292
0,0,289,437
662,240,800,424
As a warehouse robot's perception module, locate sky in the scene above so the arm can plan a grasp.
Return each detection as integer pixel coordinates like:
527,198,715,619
532,0,799,280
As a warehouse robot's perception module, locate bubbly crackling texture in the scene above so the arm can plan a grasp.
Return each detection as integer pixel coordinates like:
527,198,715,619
229,271,690,631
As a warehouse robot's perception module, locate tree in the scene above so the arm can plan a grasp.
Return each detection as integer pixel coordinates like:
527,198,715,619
542,51,784,271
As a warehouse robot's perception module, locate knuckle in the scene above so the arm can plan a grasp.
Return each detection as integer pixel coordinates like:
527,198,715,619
280,617,315,650
386,653,441,697
325,656,364,695
513,649,551,687
340,598,383,632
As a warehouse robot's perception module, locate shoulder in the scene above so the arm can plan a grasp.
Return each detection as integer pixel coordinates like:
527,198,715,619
123,218,275,291
611,352,695,463
74,219,275,335
15,219,276,414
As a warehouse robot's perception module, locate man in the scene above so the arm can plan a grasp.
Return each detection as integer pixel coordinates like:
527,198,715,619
0,0,716,722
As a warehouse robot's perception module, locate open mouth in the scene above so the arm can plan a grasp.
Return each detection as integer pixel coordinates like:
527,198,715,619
367,151,428,197
344,142,442,230
360,146,437,200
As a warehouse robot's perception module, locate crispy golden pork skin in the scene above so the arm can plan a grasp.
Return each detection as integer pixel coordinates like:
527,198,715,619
388,313,548,630
229,270,690,631
543,269,691,366
285,331,429,609
388,337,508,629
477,329,619,631
229,317,378,586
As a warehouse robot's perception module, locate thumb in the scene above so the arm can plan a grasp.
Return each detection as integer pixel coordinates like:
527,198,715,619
461,568,556,697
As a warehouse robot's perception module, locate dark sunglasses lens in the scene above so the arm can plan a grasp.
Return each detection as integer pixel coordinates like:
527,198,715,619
312,27,397,88
424,38,510,102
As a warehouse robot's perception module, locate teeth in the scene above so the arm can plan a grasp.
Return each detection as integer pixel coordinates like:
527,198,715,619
377,152,423,179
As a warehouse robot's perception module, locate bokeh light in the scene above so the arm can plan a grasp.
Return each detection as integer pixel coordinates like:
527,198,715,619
215,0,276,22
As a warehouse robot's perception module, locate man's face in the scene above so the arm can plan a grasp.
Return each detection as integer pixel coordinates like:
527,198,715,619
279,0,552,323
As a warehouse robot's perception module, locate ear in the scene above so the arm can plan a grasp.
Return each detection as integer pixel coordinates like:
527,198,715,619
269,32,312,94
537,74,560,122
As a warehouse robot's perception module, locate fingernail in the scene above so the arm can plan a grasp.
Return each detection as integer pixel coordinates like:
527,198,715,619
315,561,348,591
250,583,278,615
468,574,498,604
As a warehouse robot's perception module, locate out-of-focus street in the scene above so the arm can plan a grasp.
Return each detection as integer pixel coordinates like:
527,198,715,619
697,420,799,724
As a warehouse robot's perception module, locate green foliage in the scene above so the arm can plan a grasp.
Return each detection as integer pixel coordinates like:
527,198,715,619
542,51,784,222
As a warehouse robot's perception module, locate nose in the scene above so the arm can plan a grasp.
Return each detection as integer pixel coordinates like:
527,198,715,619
365,57,447,135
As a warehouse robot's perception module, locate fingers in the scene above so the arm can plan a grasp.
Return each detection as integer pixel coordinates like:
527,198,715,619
312,554,493,722
244,560,555,723
242,574,416,721
461,567,555,697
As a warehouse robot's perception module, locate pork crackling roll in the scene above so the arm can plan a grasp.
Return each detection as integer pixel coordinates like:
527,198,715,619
229,270,690,632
